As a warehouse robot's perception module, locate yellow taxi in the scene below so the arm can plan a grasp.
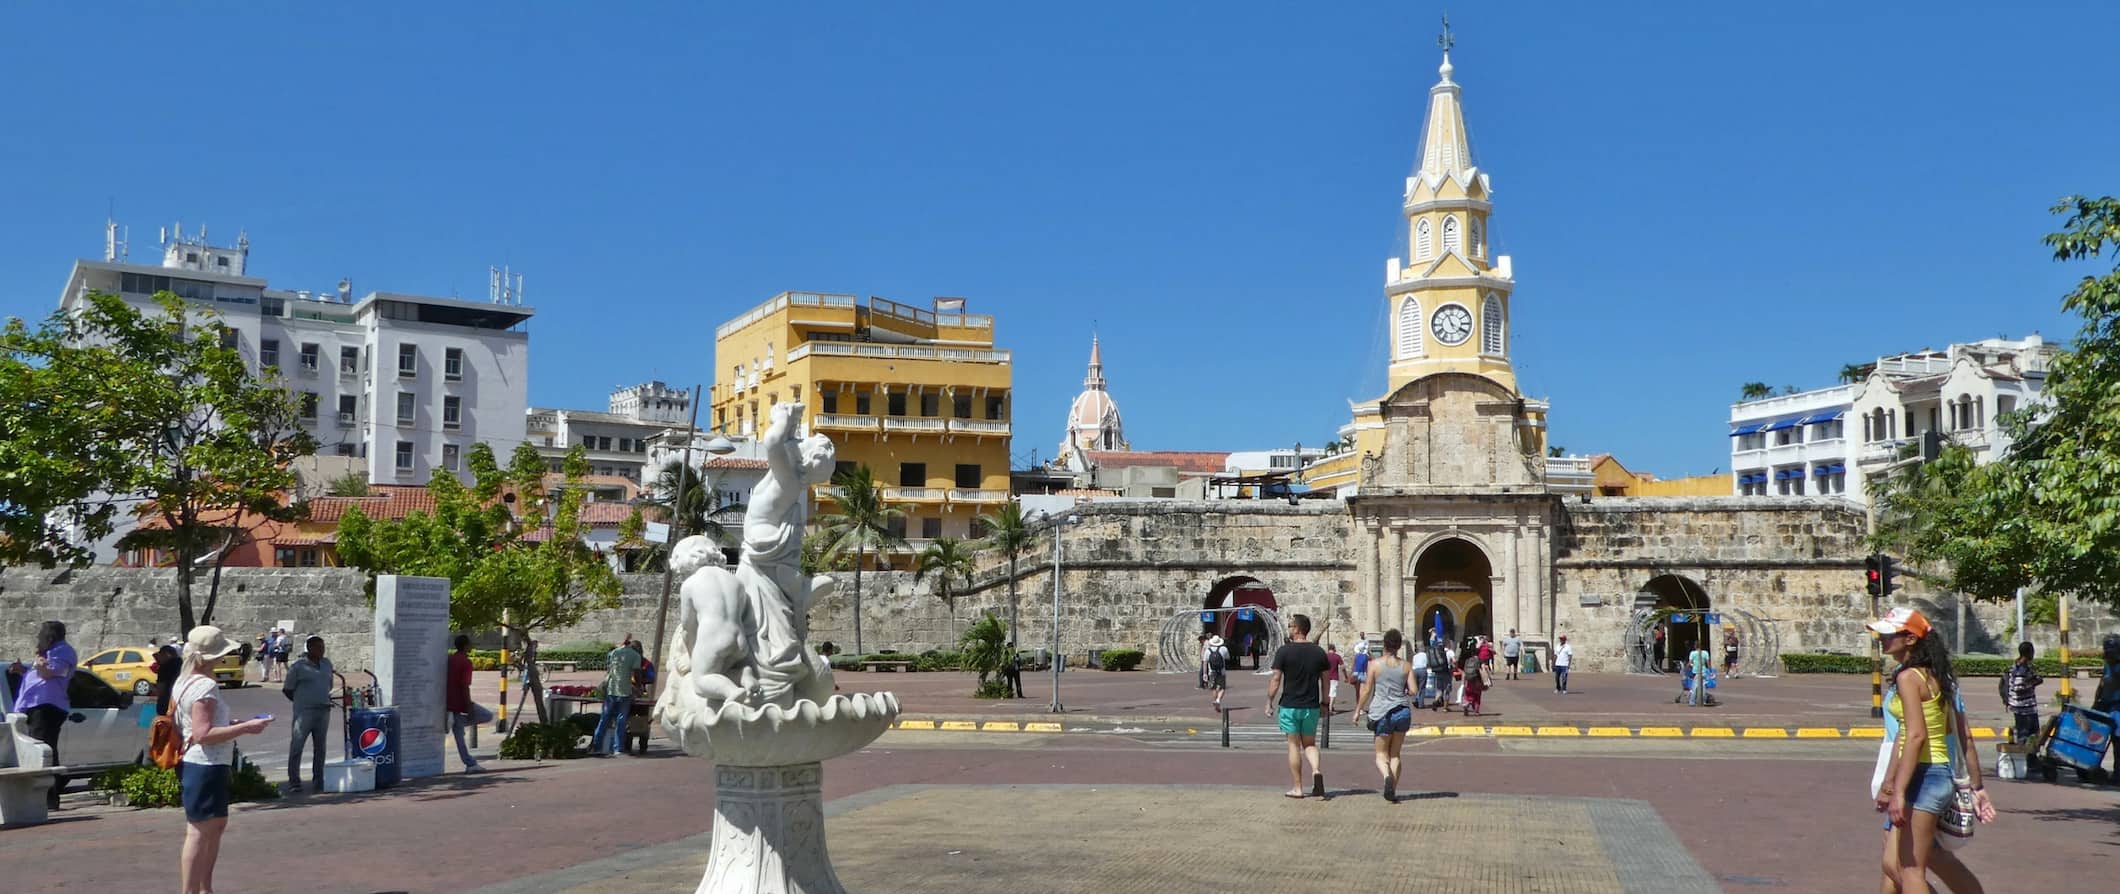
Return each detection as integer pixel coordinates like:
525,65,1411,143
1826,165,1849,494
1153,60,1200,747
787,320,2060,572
80,647,160,696
81,646,246,696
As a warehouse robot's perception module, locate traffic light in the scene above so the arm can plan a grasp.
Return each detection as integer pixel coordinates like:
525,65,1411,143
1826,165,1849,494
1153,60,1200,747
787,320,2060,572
1865,554,1883,596
1880,555,1898,595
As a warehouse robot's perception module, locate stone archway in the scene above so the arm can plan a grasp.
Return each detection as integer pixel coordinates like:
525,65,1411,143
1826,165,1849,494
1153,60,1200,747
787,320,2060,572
1638,574,1710,673
1204,576,1278,670
1412,537,1494,647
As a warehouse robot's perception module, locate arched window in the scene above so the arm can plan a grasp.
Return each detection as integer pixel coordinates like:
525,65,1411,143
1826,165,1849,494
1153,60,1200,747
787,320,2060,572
1415,219,1432,260
1469,216,1484,258
1395,296,1422,359
1480,294,1504,355
1442,215,1462,255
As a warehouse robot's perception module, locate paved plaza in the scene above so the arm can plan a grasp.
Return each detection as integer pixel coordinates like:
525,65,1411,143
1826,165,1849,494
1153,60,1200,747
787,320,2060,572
3,669,2114,892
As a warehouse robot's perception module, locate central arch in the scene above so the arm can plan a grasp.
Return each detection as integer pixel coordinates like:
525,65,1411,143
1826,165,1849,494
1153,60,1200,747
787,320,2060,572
1411,536,1494,647
1637,574,1711,673
1204,576,1278,670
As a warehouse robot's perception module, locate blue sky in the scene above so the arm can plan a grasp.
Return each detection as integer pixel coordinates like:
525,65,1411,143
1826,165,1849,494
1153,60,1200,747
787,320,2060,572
2,3,2111,477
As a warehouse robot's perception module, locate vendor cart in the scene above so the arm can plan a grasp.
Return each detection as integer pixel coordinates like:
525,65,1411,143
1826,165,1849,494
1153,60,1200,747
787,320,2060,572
2034,703,2114,784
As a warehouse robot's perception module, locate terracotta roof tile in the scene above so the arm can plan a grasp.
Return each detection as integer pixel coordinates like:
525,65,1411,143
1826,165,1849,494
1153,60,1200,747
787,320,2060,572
577,501,636,527
705,457,769,470
1086,450,1230,474
307,485,438,523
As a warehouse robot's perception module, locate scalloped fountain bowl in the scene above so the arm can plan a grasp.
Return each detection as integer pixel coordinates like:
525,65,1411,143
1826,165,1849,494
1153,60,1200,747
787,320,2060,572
656,691,900,766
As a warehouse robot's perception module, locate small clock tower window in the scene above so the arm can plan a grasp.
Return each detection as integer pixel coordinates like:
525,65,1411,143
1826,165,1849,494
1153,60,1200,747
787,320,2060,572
1481,295,1505,355
1442,215,1461,255
1415,219,1433,260
1396,297,1423,359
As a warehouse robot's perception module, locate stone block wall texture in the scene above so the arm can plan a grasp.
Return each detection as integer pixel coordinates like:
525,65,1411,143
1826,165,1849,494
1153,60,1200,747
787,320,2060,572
6,498,2113,676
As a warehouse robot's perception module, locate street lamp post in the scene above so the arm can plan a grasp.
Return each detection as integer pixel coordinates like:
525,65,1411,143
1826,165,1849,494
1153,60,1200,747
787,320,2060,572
1048,512,1079,714
649,388,735,699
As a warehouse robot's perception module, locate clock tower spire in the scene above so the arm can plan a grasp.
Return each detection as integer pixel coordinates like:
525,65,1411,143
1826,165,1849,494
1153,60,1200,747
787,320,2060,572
1383,30,1518,395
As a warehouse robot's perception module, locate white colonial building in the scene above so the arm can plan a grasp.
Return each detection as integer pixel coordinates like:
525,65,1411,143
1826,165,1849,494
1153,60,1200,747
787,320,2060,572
1729,335,2059,504
60,224,533,487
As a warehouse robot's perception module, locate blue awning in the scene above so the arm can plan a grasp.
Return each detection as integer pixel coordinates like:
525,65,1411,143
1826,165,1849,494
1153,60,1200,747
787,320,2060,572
1799,410,1846,425
1729,421,1765,436
1773,469,1792,480
1763,418,1802,432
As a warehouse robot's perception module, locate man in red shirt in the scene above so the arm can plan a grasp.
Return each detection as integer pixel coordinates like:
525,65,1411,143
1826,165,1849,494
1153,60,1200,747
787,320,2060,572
447,636,495,772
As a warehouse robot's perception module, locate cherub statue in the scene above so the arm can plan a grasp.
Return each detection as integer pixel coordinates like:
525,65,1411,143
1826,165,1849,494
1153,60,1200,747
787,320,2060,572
664,401,839,712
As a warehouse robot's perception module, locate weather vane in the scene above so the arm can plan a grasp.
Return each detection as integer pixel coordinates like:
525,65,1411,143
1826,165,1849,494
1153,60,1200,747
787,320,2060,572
1437,14,1454,54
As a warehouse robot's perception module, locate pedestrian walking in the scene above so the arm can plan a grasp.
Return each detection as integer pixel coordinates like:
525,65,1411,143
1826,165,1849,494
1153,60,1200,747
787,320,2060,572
1999,642,2042,746
1870,608,1993,893
1357,629,1414,801
172,625,271,894
1651,625,1667,673
590,638,643,756
281,635,335,792
1553,635,1573,693
1324,641,1346,713
1003,640,1026,699
1350,638,1371,689
1264,613,1331,799
153,643,184,716
272,630,292,680
448,635,495,772
1204,635,1229,710
1197,634,1212,689
1722,627,1741,678
1460,646,1487,715
1501,629,1523,681
10,620,76,809
1688,641,1713,706
1477,637,1495,675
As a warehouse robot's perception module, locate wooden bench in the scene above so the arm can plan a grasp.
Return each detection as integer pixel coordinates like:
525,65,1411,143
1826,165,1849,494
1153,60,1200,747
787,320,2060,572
856,660,913,673
536,660,580,674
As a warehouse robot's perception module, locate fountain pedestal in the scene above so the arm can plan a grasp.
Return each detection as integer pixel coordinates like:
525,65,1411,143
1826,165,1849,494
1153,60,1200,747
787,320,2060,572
697,762,842,894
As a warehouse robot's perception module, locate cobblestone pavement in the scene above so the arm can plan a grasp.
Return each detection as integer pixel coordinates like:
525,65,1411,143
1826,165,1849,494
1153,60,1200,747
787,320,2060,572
488,786,1715,894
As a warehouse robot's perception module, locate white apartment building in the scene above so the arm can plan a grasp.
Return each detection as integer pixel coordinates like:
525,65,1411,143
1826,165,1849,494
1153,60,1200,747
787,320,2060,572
1729,335,2058,505
59,224,533,488
526,381,695,483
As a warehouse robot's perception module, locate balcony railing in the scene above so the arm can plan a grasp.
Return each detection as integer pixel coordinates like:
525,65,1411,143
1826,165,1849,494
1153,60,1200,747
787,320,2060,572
948,488,1008,503
948,419,1010,436
791,342,1009,364
883,417,947,433
883,487,947,502
815,414,881,431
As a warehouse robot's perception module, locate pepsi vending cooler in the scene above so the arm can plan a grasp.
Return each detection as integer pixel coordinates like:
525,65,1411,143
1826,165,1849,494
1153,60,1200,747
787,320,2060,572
349,706,402,788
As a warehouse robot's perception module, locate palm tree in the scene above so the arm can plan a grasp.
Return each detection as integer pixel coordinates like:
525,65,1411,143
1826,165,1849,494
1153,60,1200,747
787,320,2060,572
977,502,1035,644
914,536,977,643
818,465,904,655
1738,382,1772,401
1838,363,1874,385
640,460,744,570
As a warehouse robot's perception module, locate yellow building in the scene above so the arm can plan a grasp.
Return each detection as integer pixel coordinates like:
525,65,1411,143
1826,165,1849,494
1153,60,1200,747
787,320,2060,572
709,292,1013,552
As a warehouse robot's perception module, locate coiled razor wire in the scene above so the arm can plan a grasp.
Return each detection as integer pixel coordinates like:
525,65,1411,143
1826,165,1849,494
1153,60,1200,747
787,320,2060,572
1622,606,1781,678
1158,606,1288,674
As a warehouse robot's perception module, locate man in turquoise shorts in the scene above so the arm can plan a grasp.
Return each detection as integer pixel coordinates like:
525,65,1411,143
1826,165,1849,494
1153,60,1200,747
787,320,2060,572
1264,613,1332,799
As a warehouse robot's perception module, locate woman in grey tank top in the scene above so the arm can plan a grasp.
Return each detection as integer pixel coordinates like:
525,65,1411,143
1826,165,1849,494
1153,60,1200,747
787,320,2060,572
1356,629,1415,802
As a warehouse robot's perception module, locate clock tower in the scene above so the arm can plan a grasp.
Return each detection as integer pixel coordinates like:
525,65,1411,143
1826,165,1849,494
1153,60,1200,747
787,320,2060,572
1384,44,1518,396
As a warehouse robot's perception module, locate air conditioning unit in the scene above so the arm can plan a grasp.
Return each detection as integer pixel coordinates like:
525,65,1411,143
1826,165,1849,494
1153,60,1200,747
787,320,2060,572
337,412,356,427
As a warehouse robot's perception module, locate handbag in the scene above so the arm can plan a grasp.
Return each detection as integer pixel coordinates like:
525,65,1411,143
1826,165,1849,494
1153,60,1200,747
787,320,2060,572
1937,692,1978,849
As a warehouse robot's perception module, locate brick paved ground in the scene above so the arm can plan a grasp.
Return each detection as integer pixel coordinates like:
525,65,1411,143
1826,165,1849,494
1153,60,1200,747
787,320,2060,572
5,729,2113,893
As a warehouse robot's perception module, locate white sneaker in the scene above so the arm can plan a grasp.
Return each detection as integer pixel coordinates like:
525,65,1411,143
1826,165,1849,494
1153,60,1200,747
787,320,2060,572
463,762,484,773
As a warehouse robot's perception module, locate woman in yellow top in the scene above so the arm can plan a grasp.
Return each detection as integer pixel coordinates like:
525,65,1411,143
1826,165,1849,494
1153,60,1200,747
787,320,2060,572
1870,607,1994,893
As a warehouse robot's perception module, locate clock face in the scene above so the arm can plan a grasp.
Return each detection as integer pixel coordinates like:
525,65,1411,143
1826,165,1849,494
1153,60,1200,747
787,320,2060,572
1431,305,1473,346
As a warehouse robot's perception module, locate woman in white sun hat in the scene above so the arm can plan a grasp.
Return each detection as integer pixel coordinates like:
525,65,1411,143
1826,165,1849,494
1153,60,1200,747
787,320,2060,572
172,625,273,894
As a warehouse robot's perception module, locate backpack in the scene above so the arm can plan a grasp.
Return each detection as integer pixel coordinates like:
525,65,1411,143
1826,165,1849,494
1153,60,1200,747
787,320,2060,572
1207,648,1227,673
148,715,183,769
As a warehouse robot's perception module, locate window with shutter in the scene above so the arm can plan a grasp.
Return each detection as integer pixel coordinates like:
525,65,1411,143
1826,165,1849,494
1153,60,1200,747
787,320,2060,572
1415,220,1432,260
1481,295,1504,355
1442,215,1461,255
1396,297,1422,359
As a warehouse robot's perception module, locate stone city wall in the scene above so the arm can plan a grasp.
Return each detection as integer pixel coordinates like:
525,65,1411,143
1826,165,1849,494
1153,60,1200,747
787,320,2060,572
0,566,377,667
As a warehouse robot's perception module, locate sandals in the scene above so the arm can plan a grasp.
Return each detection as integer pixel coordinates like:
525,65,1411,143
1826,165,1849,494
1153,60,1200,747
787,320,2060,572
1311,773,1325,798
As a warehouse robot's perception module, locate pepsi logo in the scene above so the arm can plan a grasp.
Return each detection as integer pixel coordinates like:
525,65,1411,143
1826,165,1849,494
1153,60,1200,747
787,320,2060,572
358,726,389,756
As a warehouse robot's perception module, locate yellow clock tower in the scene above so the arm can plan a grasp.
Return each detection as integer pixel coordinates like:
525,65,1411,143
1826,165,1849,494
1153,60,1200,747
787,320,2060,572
1385,46,1516,395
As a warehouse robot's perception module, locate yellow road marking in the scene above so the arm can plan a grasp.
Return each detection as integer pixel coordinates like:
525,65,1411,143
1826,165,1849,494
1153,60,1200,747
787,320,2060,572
940,721,979,731
1445,725,1487,736
1023,722,1063,733
1691,727,1736,737
897,720,936,730
1795,728,1843,738
1408,725,1444,737
1742,728,1790,738
1536,726,1581,737
1490,725,1535,737
1847,727,1886,738
1587,726,1634,737
1969,727,2000,739
1638,727,1685,738
980,721,1021,732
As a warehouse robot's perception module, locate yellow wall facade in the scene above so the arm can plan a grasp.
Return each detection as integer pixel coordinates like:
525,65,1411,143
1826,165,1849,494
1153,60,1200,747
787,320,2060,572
711,292,1013,548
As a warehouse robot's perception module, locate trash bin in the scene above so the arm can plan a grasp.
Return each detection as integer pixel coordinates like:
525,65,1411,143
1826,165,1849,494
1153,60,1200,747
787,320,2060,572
1522,649,1541,675
348,706,402,789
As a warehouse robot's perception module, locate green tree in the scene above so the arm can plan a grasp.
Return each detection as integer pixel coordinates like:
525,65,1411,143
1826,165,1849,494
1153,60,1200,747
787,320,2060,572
957,612,1012,697
336,443,622,720
1838,363,1875,385
635,460,744,571
977,502,1034,643
326,470,371,497
1871,196,2120,610
8,293,315,630
0,302,151,568
1738,382,1772,401
817,464,904,655
914,536,977,643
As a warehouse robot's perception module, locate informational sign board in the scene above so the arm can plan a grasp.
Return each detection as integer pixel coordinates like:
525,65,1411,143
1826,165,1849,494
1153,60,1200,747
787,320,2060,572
276,618,297,633
1236,608,1254,622
373,575,451,780
1199,611,1215,624
644,522,670,544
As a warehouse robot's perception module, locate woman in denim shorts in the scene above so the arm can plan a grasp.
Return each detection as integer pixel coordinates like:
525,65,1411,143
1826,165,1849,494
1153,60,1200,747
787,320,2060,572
1357,629,1415,802
172,626,273,894
1870,608,1994,893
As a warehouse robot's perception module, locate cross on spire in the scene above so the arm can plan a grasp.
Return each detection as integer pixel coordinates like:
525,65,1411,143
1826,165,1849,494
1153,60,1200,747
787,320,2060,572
1437,14,1454,54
